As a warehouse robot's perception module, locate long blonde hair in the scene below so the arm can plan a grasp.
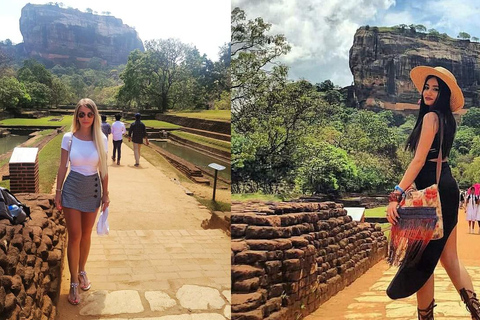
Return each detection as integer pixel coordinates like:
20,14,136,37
71,98,108,179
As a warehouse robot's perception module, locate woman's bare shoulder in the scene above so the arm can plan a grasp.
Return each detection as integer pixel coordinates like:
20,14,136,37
422,112,439,126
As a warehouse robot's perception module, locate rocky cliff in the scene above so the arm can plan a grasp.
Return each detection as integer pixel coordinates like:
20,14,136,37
19,4,144,67
349,27,480,112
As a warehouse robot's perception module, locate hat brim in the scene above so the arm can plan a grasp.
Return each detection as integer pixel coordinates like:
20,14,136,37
410,66,464,112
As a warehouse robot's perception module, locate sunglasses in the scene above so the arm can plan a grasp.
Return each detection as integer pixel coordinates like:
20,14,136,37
78,111,94,119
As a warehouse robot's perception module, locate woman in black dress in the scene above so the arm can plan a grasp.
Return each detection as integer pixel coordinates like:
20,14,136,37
386,66,480,319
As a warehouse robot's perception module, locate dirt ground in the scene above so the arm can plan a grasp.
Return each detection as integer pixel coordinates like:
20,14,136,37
124,139,231,206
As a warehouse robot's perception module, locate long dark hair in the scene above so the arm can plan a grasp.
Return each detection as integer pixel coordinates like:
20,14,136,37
406,75,456,156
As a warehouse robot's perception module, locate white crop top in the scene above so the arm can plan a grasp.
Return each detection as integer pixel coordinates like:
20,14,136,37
61,132,108,176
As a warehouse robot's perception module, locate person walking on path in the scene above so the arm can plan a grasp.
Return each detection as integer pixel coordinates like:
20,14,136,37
128,113,149,167
101,115,111,137
54,98,110,305
386,66,480,319
465,186,478,234
111,113,126,165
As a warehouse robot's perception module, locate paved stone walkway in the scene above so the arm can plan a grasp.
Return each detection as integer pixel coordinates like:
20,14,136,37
306,208,480,320
56,137,231,319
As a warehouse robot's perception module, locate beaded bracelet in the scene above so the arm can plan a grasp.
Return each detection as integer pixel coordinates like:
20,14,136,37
388,192,402,203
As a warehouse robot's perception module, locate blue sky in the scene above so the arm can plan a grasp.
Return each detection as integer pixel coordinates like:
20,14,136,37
0,0,230,61
232,0,480,86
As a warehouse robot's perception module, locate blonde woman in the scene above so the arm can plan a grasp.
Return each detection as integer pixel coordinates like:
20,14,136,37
54,98,109,305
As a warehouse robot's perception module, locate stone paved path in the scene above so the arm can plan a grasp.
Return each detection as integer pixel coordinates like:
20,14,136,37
56,137,231,319
306,208,480,320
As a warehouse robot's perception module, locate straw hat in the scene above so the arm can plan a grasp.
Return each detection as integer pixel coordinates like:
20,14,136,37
410,66,464,112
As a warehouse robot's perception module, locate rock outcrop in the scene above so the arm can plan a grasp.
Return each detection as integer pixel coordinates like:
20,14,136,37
349,27,480,112
19,4,144,67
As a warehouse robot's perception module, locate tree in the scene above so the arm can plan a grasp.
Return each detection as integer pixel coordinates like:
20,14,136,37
294,139,357,194
50,76,71,107
458,32,471,40
461,107,480,131
18,59,53,87
0,77,30,113
428,29,440,36
231,7,291,112
415,24,427,33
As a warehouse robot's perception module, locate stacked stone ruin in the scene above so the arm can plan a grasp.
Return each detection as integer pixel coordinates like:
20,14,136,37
231,200,388,320
0,194,66,320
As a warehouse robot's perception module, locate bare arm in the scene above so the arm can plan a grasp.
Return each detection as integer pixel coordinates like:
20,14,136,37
101,163,109,212
387,112,439,224
54,148,69,210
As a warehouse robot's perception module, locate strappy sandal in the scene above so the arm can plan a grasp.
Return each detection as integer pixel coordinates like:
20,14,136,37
460,288,480,320
78,271,91,291
67,282,80,305
418,299,436,320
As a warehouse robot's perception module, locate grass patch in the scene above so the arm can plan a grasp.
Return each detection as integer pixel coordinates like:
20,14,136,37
170,131,230,152
364,206,387,218
231,193,284,202
167,110,230,121
0,116,72,127
38,133,64,193
196,197,231,212
138,120,181,129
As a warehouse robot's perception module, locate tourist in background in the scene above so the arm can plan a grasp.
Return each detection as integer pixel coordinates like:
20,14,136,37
465,186,478,234
111,113,126,165
54,98,109,305
128,113,149,167
101,114,111,137
386,66,480,319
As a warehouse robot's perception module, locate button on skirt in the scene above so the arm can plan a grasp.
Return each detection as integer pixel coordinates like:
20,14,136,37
62,170,101,212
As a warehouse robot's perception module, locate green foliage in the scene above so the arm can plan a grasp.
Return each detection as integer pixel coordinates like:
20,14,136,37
458,32,471,40
231,7,291,113
454,126,476,154
0,77,30,112
294,139,357,194
118,39,226,111
213,91,230,110
461,107,480,132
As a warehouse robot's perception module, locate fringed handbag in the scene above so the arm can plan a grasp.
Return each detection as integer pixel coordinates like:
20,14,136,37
388,118,444,267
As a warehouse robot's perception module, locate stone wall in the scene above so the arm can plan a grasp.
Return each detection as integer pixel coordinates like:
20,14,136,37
0,193,66,320
231,201,388,320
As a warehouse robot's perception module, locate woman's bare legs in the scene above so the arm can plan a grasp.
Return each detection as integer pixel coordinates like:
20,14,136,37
63,208,82,302
79,211,98,272
78,211,98,288
417,274,435,310
440,227,475,291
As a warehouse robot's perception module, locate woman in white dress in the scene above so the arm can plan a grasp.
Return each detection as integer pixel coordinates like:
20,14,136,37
465,186,477,233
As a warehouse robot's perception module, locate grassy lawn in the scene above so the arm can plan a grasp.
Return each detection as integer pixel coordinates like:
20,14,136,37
364,206,387,218
167,110,230,121
134,120,180,129
170,131,230,152
38,132,63,193
231,193,284,202
0,116,72,126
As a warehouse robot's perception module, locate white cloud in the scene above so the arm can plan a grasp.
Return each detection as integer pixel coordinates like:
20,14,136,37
232,0,396,86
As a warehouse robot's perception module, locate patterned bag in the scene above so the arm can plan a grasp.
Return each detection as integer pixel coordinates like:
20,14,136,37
388,117,444,267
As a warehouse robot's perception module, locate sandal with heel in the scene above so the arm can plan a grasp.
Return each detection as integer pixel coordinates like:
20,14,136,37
418,299,436,320
78,271,91,291
67,282,80,305
459,288,480,320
